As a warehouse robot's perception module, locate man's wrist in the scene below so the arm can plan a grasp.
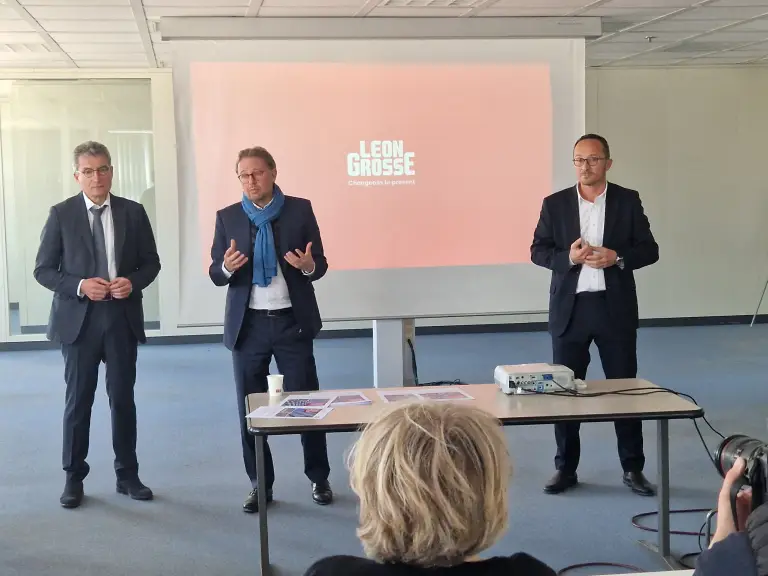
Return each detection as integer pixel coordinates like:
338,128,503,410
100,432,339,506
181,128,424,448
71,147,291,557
302,263,316,276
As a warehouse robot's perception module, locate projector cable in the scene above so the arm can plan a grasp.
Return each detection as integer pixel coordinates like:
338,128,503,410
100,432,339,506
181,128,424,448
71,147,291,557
532,385,727,573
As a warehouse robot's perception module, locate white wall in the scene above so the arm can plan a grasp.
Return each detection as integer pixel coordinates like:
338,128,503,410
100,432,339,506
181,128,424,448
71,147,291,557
586,67,768,320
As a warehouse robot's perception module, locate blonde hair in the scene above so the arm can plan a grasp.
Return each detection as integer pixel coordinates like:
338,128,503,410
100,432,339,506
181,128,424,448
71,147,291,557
348,401,511,567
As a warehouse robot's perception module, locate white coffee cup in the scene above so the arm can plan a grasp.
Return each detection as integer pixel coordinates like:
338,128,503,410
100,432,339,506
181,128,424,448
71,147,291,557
267,374,284,396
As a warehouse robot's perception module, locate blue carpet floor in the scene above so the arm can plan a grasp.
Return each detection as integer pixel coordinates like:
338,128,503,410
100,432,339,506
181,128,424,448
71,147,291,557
0,324,766,575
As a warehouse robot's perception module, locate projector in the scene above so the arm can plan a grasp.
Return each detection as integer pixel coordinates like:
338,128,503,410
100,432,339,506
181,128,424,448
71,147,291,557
494,363,580,395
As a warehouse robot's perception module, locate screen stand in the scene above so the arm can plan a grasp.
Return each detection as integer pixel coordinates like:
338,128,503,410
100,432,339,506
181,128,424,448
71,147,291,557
373,318,416,388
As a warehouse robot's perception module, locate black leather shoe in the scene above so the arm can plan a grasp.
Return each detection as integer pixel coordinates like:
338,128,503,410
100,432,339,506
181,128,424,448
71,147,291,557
116,478,154,501
544,471,578,494
623,471,655,496
312,481,333,505
243,488,273,513
60,480,84,508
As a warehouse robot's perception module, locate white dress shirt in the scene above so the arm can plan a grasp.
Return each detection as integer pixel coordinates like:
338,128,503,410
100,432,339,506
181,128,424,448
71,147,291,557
77,193,117,297
575,183,607,293
222,200,292,310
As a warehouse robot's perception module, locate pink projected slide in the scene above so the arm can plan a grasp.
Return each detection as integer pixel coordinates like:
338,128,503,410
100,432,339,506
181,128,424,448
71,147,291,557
191,62,552,271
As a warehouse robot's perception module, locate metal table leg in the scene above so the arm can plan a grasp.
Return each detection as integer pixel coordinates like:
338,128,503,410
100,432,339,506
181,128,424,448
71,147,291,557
657,419,670,559
255,435,270,576
638,419,681,568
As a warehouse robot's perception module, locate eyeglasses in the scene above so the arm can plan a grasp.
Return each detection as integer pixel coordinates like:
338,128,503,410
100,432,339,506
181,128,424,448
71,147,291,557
573,157,606,167
77,166,111,178
238,170,266,183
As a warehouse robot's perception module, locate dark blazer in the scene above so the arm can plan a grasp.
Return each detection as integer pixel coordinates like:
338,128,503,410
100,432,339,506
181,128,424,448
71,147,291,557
209,195,328,350
33,193,161,345
530,183,659,337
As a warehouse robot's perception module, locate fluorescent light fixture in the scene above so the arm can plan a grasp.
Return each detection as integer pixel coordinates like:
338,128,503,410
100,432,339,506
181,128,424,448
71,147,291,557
159,17,602,41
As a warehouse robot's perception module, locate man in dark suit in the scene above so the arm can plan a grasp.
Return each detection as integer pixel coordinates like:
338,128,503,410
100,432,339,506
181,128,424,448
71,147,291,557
530,134,659,496
209,146,332,513
34,141,161,508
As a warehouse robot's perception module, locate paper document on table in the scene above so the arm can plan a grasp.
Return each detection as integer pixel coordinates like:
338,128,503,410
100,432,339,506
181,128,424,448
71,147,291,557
378,389,475,403
246,405,333,420
328,393,372,406
278,395,333,409
278,392,372,407
379,391,421,403
416,388,474,401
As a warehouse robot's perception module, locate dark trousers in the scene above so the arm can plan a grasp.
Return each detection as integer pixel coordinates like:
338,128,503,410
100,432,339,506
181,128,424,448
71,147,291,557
61,302,139,483
233,309,330,490
552,291,644,475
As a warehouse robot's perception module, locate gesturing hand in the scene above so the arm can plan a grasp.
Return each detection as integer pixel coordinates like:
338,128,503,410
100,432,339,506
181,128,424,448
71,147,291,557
81,278,110,301
224,239,248,273
569,238,592,265
584,246,618,269
284,242,315,274
110,277,133,299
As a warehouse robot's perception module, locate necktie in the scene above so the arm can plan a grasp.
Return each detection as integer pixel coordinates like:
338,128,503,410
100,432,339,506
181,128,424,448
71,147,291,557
90,205,110,281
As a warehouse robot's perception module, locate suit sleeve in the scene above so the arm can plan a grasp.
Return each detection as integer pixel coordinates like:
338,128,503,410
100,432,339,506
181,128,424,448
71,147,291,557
531,198,572,274
127,205,161,292
623,191,659,271
304,201,328,281
209,211,233,286
33,206,82,298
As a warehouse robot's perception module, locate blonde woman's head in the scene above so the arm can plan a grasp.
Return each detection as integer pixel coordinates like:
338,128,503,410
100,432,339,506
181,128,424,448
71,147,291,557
348,400,511,567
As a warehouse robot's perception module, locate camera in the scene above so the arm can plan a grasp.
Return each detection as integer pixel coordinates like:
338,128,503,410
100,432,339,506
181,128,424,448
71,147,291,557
714,435,768,521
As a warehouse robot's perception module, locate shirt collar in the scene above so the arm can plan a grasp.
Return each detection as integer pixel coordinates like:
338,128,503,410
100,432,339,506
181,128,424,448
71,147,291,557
82,192,111,210
576,181,608,204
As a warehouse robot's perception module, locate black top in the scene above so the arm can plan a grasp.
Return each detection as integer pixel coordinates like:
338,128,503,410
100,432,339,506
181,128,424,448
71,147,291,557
304,554,556,576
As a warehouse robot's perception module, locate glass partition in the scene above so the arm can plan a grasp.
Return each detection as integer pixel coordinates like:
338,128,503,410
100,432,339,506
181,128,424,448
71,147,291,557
0,78,159,335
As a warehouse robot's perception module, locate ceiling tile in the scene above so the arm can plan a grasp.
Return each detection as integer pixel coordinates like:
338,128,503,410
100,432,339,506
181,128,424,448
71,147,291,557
607,31,699,43
0,33,45,44
477,7,578,15
52,33,142,43
24,6,135,19
262,0,362,6
40,20,139,32
74,60,148,68
368,6,469,14
704,30,768,41
605,0,699,6
0,7,21,18
584,7,669,17
142,0,249,4
635,19,738,32
19,0,129,4
674,7,768,19
0,51,65,61
257,6,358,13
60,43,148,54
712,0,768,6
0,20,36,33
733,19,768,31
143,6,248,17
488,0,584,5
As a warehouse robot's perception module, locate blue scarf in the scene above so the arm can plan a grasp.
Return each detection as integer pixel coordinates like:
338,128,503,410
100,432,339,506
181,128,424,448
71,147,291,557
241,185,285,287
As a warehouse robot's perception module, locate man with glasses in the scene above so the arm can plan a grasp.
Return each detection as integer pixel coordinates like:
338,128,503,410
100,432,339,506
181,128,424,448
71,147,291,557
530,134,659,497
34,140,160,508
209,146,332,513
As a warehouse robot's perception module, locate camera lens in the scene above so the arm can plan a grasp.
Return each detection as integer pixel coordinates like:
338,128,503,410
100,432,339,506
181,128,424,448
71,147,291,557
714,434,766,477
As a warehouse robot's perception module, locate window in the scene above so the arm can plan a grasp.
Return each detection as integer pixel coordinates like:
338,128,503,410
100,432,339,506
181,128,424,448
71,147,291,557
0,79,159,336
